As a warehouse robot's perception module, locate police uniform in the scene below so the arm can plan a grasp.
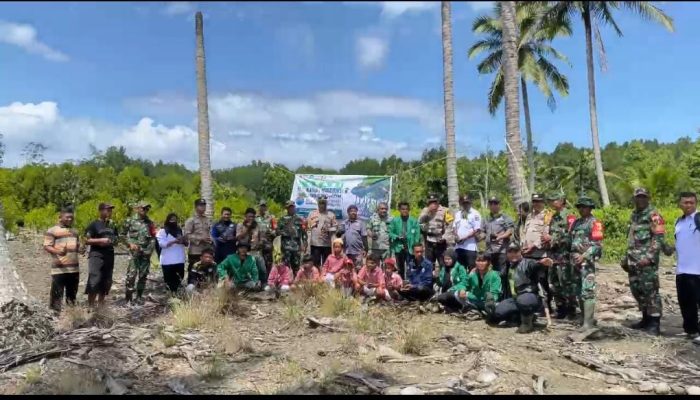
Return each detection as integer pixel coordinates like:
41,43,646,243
307,195,338,267
419,194,453,268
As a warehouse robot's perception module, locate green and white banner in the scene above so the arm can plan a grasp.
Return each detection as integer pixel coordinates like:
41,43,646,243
290,174,393,221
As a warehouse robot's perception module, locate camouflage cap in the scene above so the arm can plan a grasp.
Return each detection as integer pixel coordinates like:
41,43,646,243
285,200,296,208
575,195,596,209
133,200,151,209
547,190,566,201
531,193,545,202
475,251,490,261
633,187,650,197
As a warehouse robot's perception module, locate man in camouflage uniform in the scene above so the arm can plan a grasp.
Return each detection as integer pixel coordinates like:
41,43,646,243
277,201,307,275
419,194,454,268
256,200,276,273
543,191,577,320
622,188,668,336
368,202,392,262
123,201,156,304
569,195,604,331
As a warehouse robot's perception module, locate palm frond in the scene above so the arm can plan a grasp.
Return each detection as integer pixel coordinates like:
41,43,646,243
536,56,570,97
487,70,505,116
594,2,624,36
531,42,572,66
620,1,674,32
467,38,502,59
593,21,609,73
476,49,503,74
472,15,501,36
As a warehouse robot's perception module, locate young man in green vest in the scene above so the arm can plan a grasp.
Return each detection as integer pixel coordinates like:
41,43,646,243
388,201,421,280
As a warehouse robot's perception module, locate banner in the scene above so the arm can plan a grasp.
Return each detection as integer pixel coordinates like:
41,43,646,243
290,174,393,221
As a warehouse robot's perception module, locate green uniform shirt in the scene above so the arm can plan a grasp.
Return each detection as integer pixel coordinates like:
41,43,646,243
464,269,502,302
437,262,468,293
388,216,421,255
217,254,259,284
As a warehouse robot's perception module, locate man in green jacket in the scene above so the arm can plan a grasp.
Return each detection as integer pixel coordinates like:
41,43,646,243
464,253,502,316
389,201,422,280
218,242,261,291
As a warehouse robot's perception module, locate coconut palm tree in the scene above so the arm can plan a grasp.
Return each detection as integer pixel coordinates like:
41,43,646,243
195,11,214,218
442,1,459,211
468,2,571,194
541,1,673,207
499,1,530,205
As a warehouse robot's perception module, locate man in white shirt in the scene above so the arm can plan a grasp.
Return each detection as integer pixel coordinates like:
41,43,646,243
672,192,700,344
453,194,481,270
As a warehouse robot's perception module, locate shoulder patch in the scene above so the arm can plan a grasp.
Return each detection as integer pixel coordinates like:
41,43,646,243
651,213,666,234
591,220,604,241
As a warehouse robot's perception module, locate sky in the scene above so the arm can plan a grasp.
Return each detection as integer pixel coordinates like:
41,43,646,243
0,1,697,170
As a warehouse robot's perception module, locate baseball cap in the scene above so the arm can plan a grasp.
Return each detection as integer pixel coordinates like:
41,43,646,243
531,193,545,202
487,196,500,204
384,258,396,267
475,252,490,261
344,258,354,267
633,187,650,197
427,194,439,204
460,194,473,203
285,200,296,208
575,195,596,209
133,201,151,209
98,202,115,210
237,241,251,249
194,198,206,206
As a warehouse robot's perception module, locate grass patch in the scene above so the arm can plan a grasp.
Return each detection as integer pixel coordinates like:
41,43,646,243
48,370,104,394
195,355,228,382
395,323,431,356
318,289,359,318
293,282,328,304
24,365,42,385
170,296,211,330
158,330,180,348
56,305,90,332
282,300,306,324
276,359,307,386
211,320,255,355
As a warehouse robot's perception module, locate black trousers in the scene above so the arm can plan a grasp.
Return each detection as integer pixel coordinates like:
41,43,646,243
490,293,541,323
395,249,409,280
489,252,509,298
425,241,446,268
437,291,466,312
310,246,332,268
85,254,115,296
676,274,700,335
456,249,477,270
187,254,201,285
50,272,79,312
399,285,434,302
162,263,185,293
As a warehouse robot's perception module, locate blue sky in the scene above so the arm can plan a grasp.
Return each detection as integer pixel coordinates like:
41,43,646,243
0,1,696,169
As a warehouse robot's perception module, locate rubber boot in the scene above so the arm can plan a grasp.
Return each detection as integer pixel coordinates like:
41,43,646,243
566,298,577,321
645,316,660,336
517,313,534,334
581,300,596,330
555,302,568,319
125,291,133,304
630,311,649,330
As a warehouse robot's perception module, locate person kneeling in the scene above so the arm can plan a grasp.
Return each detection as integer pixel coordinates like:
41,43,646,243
217,242,262,291
265,262,293,293
187,248,218,294
489,243,553,333
436,247,468,312
462,253,502,315
322,238,346,287
384,258,403,301
399,243,434,302
292,255,321,287
357,253,388,302
335,258,358,297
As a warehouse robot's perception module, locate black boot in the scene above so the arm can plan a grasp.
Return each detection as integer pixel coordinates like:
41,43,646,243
566,302,577,321
517,313,534,334
555,303,568,319
631,311,649,330
645,316,661,336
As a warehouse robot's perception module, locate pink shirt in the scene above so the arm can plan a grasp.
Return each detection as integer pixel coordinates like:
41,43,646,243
385,272,403,291
267,265,293,287
357,266,385,289
335,269,357,288
294,267,321,284
322,254,346,275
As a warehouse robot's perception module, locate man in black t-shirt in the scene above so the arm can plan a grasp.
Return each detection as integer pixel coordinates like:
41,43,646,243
85,203,119,308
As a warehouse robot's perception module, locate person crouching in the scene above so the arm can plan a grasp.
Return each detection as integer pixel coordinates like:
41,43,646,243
186,248,217,294
335,258,358,297
322,238,346,287
265,262,293,294
217,242,262,291
384,258,403,301
436,247,468,312
357,253,388,302
292,254,321,287
461,253,502,316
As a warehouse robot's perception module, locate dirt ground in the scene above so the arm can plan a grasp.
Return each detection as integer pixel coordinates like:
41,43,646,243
1,231,699,395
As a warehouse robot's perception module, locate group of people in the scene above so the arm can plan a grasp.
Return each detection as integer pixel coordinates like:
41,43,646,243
41,189,700,343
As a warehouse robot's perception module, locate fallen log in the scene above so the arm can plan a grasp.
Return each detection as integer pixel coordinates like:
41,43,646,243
561,352,630,380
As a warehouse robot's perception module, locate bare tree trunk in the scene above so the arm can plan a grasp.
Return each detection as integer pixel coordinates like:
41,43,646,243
0,205,29,305
521,77,535,194
500,1,529,206
442,1,459,211
583,8,610,207
195,12,214,218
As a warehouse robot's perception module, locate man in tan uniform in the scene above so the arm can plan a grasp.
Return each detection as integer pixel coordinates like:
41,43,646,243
184,198,213,285
419,194,454,268
307,195,338,268
521,193,552,315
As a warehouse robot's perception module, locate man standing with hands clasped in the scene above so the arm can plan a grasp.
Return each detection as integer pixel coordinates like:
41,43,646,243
184,198,213,285
307,195,338,268
453,194,481,271
419,194,453,268
84,202,118,309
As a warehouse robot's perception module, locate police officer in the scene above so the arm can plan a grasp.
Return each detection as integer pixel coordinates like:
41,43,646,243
184,198,213,285
419,194,453,268
522,193,550,315
307,195,338,268
622,187,668,336
277,201,307,275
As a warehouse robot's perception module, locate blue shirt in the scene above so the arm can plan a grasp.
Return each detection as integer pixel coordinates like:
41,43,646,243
406,256,434,287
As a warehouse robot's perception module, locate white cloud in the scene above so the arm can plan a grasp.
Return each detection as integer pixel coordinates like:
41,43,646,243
356,35,388,70
468,1,495,12
0,21,69,62
162,2,195,16
379,2,438,18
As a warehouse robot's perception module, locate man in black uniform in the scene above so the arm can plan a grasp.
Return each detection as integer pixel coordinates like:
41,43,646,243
84,203,119,309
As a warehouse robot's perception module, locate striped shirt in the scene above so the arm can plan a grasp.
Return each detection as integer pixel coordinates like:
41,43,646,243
43,224,80,275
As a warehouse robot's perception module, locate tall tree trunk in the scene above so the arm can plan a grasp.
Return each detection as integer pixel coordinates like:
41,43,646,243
583,8,610,207
441,1,459,211
521,77,535,194
195,11,214,218
500,1,529,206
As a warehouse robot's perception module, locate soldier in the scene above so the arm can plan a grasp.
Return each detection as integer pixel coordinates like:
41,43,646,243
622,188,668,336
543,191,577,320
123,201,156,304
277,201,307,275
307,195,338,268
184,199,213,285
368,202,392,262
419,194,454,268
570,195,604,331
256,200,277,273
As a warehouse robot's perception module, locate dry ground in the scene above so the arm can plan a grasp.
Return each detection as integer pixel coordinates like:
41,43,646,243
1,231,699,395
